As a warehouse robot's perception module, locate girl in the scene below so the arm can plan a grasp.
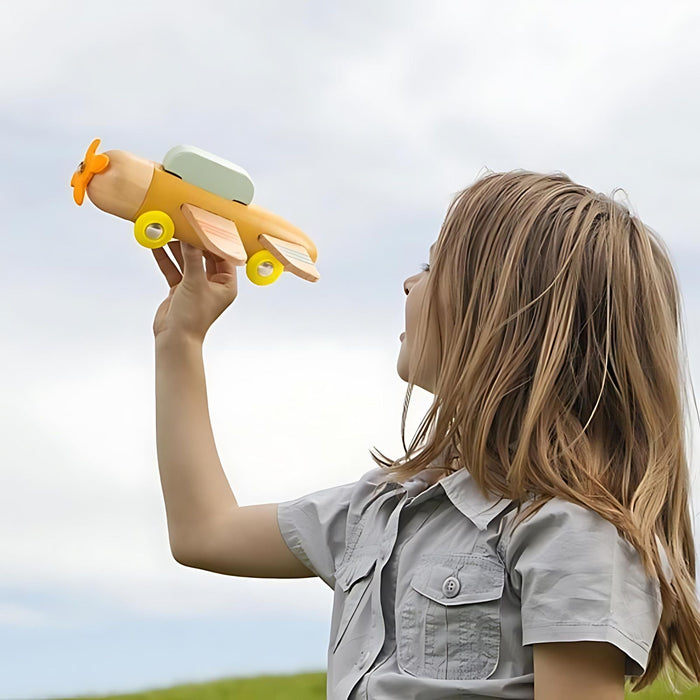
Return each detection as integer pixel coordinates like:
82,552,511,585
152,170,700,699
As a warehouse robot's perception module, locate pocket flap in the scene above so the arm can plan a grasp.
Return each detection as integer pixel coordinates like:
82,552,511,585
410,554,504,606
335,553,377,592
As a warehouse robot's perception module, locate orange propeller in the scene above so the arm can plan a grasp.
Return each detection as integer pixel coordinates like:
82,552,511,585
70,138,110,205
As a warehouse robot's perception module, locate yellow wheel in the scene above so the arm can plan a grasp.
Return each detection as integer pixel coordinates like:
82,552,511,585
246,249,284,286
134,210,175,249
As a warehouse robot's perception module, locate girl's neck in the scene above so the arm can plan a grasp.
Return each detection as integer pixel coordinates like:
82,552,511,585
420,441,460,484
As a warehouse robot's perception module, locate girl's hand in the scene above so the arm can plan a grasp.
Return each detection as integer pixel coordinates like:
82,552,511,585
152,240,238,343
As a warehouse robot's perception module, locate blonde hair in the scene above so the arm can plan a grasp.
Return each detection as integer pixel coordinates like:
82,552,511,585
370,170,700,692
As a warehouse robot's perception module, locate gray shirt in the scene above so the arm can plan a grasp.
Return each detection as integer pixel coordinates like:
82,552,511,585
277,466,671,700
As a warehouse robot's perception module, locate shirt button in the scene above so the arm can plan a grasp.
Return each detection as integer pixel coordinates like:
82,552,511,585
442,575,461,597
358,649,369,667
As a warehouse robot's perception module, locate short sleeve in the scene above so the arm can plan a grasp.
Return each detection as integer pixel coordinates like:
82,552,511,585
504,498,664,677
277,479,357,590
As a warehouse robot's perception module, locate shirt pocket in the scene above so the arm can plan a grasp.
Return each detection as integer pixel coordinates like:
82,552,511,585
397,553,504,681
332,553,377,653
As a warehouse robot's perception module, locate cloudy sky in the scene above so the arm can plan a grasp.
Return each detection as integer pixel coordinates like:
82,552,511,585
2,1,699,698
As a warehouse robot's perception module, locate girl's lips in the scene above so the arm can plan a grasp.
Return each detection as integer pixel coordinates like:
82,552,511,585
400,331,406,341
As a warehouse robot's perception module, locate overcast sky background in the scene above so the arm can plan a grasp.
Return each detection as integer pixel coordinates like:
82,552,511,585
2,1,699,699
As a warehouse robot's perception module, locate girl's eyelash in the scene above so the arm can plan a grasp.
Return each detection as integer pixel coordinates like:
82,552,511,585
420,263,430,272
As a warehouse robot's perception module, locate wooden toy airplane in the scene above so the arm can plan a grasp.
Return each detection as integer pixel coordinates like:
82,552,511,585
70,138,319,286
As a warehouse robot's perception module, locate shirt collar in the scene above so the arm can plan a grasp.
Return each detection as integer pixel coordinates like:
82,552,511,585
369,467,514,531
438,468,515,530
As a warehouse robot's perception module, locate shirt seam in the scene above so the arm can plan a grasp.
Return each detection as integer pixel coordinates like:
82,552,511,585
524,621,650,652
276,503,318,578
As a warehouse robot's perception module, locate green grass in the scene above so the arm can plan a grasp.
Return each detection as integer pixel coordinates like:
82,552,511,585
45,669,700,699
50,672,327,700
625,674,700,699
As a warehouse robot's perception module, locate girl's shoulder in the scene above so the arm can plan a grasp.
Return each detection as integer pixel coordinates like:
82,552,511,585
498,496,672,584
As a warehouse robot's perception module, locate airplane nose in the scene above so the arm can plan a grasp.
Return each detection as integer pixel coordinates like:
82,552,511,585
81,147,156,220
70,138,110,205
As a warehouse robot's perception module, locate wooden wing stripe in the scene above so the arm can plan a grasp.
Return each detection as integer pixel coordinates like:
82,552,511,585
180,203,247,264
274,243,313,264
258,232,320,283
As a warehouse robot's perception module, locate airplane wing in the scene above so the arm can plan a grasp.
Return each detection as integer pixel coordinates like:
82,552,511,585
181,202,320,282
259,233,320,283
180,203,248,264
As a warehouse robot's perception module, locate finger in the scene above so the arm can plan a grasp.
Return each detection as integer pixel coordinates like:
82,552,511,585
167,240,184,271
204,250,233,278
204,250,226,279
152,247,182,288
205,252,215,278
180,240,206,281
